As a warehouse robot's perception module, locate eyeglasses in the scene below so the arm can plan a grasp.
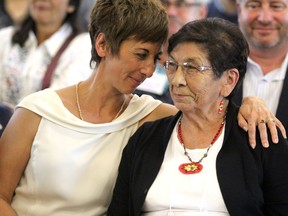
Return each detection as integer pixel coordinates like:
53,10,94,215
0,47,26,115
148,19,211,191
164,60,214,75
161,0,202,8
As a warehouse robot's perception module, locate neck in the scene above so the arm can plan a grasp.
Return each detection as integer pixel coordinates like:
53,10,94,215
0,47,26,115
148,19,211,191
75,81,130,123
180,111,227,149
36,23,63,45
249,48,287,75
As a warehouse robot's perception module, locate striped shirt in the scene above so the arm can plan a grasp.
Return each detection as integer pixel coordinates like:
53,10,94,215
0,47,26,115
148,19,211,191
243,54,288,115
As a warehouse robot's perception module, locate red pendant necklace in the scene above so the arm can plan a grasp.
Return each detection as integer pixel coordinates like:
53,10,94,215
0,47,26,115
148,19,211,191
177,115,225,174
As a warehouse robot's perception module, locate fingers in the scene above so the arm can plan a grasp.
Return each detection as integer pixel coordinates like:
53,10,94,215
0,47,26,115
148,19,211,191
266,118,279,144
237,110,257,148
237,114,248,132
258,119,266,124
247,121,257,149
238,96,287,149
238,108,275,148
274,118,287,139
257,119,269,148
263,115,287,144
255,115,286,147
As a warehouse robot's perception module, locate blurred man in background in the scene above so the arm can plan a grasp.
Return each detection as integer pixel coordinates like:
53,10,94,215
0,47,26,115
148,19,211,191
232,0,288,132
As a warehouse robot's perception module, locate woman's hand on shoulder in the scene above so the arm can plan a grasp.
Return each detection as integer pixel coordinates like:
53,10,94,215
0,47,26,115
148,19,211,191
238,96,286,148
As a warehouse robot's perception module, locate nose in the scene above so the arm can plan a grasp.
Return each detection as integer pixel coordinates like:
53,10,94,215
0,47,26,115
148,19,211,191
170,66,186,87
258,5,273,23
140,61,156,78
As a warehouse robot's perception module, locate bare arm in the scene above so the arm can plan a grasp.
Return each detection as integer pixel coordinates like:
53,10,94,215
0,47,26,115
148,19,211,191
139,103,178,127
238,96,286,148
0,108,41,215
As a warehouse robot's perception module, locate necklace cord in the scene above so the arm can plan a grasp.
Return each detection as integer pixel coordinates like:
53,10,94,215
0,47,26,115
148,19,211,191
76,82,84,120
177,115,225,164
75,82,127,121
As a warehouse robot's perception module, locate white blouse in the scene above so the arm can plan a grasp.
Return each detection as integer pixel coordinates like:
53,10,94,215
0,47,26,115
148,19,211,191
12,90,162,216
0,24,92,106
142,121,229,216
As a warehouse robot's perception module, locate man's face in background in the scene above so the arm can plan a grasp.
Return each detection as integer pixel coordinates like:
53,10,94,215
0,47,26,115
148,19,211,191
161,0,207,37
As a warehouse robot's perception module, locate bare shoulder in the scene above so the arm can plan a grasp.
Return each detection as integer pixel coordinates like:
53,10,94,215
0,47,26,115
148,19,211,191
1,107,41,144
139,103,178,127
0,108,41,202
56,85,75,108
56,85,74,101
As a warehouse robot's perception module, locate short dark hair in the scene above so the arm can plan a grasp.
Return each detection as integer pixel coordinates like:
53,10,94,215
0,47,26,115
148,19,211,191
168,17,249,98
12,0,81,47
89,0,169,66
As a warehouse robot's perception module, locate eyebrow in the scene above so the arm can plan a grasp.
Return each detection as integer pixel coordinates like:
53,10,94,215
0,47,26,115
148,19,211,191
169,55,203,64
136,48,163,56
135,48,149,52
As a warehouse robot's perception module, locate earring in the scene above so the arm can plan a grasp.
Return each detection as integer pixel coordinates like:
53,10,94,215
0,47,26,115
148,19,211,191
218,99,224,114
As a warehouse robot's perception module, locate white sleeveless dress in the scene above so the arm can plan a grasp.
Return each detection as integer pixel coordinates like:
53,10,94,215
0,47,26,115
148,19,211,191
12,89,161,216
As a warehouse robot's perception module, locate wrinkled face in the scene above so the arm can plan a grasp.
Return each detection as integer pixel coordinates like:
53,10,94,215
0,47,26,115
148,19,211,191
166,42,225,114
161,0,206,37
237,0,288,49
29,0,74,28
103,39,163,94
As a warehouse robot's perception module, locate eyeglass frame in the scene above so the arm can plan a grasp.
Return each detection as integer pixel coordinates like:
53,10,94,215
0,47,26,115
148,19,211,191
161,0,202,8
164,60,214,76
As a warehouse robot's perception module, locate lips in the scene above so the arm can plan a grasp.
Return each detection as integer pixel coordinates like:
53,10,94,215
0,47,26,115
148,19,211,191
173,92,185,97
34,2,49,11
253,24,276,33
172,92,188,100
129,76,146,86
172,89,188,96
255,27,274,31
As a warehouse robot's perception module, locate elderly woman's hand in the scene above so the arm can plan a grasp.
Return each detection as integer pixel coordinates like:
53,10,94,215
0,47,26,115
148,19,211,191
237,96,287,148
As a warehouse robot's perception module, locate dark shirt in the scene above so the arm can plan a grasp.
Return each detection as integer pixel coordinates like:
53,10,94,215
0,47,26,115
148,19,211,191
206,0,238,24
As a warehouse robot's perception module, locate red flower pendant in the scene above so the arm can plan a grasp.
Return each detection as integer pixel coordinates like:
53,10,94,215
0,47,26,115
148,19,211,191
179,162,203,174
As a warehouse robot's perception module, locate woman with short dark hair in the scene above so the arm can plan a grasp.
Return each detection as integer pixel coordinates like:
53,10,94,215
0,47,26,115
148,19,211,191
108,18,288,215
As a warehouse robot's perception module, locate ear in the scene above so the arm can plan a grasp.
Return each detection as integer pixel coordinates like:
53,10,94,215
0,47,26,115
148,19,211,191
67,5,75,13
95,33,107,58
221,69,239,97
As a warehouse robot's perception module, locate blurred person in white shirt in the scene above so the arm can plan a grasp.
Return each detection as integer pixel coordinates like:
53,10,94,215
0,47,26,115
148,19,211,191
0,0,92,107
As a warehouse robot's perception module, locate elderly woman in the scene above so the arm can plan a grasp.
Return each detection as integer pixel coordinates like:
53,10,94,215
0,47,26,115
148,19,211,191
108,18,288,215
